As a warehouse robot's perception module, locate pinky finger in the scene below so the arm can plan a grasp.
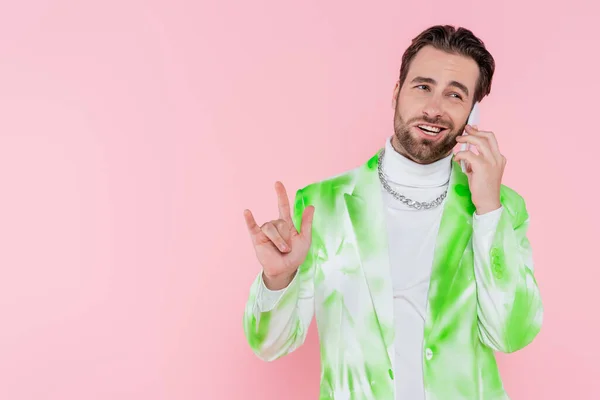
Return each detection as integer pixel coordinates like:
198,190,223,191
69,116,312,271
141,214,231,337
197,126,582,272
300,205,315,237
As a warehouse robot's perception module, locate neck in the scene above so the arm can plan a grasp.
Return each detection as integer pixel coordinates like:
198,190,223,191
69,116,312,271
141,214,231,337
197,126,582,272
383,136,452,188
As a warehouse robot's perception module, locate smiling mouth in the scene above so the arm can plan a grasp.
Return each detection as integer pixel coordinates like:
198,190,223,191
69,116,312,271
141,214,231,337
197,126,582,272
416,124,448,136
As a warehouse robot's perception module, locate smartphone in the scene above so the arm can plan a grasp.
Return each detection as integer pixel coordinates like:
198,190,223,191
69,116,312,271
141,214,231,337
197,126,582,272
460,102,480,173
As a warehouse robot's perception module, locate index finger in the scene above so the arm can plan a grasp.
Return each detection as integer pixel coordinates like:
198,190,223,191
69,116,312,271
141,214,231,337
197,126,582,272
243,209,261,237
274,181,292,222
465,125,501,159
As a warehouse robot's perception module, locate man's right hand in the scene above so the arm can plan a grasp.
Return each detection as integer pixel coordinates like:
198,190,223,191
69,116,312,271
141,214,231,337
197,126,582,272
244,181,315,291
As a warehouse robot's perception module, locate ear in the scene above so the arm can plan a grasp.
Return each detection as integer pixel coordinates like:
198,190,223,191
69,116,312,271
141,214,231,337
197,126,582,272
392,80,400,108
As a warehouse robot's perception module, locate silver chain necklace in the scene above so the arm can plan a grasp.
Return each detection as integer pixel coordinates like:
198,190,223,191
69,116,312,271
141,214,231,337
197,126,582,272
377,148,448,210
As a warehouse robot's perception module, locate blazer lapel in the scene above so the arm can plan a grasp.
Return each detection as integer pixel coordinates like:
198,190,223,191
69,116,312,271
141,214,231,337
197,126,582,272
342,151,474,371
343,152,395,367
424,158,475,336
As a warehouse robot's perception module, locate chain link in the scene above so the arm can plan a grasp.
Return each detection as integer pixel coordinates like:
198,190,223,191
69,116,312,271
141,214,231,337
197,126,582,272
377,148,448,210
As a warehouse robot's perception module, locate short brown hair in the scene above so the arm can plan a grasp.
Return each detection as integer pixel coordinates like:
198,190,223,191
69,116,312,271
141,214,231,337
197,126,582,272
398,25,495,104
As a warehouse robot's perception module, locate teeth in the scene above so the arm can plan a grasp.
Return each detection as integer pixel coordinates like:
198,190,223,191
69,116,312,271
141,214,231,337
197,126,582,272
418,124,442,134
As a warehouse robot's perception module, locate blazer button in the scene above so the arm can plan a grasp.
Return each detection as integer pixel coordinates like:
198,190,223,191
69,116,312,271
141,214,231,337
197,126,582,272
425,348,433,360
493,262,503,277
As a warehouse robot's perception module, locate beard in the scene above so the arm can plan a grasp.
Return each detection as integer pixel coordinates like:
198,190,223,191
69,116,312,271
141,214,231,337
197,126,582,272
393,109,466,164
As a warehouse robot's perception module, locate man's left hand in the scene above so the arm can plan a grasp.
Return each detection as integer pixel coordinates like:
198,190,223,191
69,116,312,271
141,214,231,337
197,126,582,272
454,125,505,215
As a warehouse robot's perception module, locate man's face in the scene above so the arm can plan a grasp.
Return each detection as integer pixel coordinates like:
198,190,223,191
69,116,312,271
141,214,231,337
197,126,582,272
392,46,479,164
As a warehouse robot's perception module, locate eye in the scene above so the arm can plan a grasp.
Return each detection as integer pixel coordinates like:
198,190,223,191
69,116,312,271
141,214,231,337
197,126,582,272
415,84,430,91
449,92,463,100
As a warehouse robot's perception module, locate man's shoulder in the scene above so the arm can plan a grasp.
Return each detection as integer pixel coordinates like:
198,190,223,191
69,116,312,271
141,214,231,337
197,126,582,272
295,167,359,204
499,183,526,207
295,151,378,202
499,183,530,224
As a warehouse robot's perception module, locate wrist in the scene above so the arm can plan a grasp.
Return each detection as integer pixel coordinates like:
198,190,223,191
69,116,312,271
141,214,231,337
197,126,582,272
263,270,297,291
475,202,501,215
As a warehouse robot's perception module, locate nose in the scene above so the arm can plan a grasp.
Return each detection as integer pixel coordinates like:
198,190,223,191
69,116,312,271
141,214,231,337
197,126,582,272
422,98,443,120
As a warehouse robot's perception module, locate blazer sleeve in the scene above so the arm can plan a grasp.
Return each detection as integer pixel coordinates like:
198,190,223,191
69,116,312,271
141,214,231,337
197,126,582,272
242,188,316,362
472,193,543,353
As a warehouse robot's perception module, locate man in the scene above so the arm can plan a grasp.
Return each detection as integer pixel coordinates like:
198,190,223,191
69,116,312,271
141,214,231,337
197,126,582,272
242,25,543,400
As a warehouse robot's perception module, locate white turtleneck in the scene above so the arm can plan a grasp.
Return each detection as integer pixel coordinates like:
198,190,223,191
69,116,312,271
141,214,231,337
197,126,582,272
380,136,453,400
255,136,504,399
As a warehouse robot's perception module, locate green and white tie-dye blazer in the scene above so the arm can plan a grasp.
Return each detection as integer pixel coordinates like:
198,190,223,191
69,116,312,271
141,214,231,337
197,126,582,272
243,150,543,400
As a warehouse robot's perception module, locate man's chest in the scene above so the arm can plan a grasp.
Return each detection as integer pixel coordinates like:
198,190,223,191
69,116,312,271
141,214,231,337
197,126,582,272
384,205,444,291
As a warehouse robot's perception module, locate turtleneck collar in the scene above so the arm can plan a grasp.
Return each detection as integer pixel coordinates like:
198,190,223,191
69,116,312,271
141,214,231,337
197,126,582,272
381,136,453,188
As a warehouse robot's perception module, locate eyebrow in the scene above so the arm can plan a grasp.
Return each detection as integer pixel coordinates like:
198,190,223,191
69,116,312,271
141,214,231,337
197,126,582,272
410,76,470,97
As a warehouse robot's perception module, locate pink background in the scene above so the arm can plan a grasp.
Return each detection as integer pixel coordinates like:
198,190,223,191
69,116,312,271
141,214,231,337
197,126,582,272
0,0,598,399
